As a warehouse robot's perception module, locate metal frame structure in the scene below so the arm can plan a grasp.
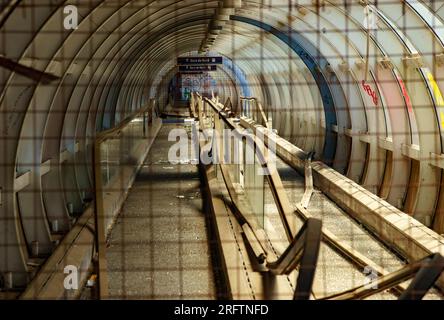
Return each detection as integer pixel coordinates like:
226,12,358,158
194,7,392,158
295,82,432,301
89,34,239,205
2,0,444,297
194,92,444,300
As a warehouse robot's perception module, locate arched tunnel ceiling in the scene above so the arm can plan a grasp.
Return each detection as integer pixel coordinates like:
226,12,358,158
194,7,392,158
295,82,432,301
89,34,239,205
2,0,444,288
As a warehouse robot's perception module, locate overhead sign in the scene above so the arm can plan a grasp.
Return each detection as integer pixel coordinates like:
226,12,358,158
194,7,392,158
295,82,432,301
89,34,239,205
177,57,223,65
179,65,217,72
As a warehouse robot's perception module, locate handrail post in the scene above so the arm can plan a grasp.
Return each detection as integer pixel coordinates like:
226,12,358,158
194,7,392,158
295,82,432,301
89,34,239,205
301,152,315,209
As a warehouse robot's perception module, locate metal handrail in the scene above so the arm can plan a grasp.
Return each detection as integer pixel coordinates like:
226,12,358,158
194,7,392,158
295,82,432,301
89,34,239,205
240,96,270,129
96,100,155,144
266,219,321,275
195,92,444,300
242,218,322,300
197,94,322,300
93,99,156,299
203,96,296,241
267,218,322,300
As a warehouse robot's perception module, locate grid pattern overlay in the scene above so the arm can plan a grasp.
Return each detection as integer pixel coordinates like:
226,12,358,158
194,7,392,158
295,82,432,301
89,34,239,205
0,1,444,300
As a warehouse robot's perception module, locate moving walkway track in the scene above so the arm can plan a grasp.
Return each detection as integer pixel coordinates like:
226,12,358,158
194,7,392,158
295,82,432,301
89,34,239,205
105,116,218,299
189,93,444,300
3,92,444,300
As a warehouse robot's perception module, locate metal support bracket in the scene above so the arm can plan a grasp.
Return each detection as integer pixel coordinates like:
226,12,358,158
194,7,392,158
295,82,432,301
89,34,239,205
301,152,315,209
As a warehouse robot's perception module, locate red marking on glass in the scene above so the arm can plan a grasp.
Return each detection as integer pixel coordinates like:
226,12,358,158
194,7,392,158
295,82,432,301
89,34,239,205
397,76,413,113
361,80,378,106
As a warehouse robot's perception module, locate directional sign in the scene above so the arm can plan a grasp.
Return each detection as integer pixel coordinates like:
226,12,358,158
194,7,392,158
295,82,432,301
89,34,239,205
177,57,223,65
179,65,217,72
179,71,204,75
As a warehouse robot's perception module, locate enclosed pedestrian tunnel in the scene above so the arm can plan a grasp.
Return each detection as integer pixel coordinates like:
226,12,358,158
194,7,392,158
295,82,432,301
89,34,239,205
1,0,444,296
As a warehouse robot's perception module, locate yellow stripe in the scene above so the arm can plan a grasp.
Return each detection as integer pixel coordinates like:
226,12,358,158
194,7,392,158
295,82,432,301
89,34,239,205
426,72,444,129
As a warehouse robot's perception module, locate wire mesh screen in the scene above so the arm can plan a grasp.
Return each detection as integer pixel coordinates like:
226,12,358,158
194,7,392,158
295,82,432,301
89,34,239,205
0,0,444,301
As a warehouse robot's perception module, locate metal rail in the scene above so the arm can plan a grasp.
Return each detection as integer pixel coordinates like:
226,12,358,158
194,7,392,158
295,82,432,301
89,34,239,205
267,219,322,300
239,97,444,292
196,93,322,299
194,93,444,300
20,100,160,300
240,97,270,129
93,99,158,299
202,95,297,240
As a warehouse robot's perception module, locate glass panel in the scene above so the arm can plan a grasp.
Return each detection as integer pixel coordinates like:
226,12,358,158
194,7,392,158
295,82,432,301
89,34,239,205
98,112,150,231
243,135,265,228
